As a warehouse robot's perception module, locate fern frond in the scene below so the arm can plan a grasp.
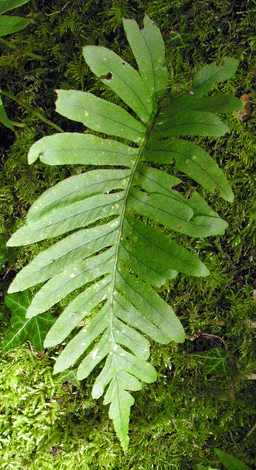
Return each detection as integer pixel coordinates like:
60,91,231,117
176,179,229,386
7,14,243,449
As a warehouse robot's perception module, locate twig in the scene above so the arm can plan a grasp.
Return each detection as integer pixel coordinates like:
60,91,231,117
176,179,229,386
27,341,38,357
244,421,256,439
45,1,71,16
0,89,64,133
10,121,26,128
0,37,44,61
195,330,228,349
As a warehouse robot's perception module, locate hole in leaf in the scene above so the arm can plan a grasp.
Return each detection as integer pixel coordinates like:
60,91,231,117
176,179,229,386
100,72,113,81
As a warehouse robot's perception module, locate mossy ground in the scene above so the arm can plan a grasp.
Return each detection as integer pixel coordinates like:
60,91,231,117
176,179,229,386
0,0,256,468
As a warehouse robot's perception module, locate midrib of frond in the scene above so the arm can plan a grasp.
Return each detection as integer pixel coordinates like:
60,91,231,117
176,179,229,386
109,106,161,346
107,107,158,434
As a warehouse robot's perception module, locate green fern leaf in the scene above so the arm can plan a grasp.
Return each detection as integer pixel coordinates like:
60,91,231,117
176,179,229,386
197,466,219,470
214,449,252,470
7,15,242,449
192,57,239,96
0,0,31,130
0,96,14,130
0,0,30,15
0,0,31,37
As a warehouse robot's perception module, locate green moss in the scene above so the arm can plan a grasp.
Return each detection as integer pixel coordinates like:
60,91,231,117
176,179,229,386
0,0,256,467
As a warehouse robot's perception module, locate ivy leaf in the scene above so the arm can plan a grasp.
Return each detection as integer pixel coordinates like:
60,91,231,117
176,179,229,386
214,449,252,470
194,348,232,375
7,15,241,449
2,291,55,352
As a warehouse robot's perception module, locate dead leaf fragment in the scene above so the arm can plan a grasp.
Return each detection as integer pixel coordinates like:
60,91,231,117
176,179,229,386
241,93,252,106
246,373,256,380
238,93,252,121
